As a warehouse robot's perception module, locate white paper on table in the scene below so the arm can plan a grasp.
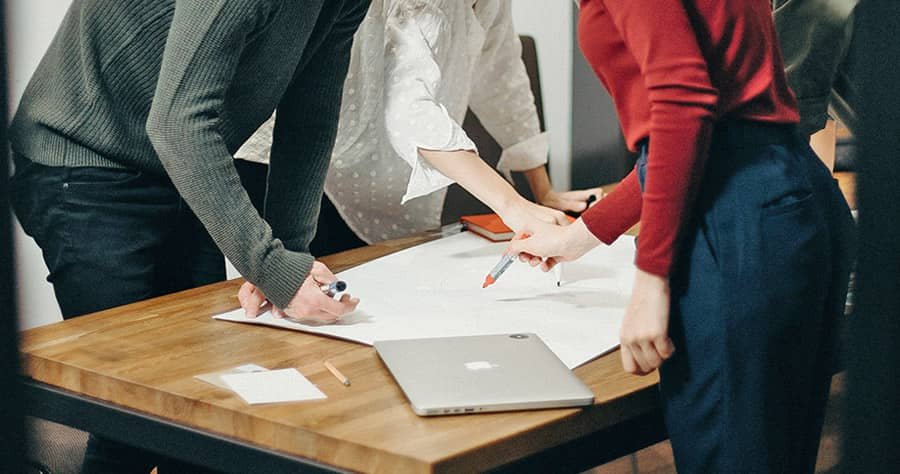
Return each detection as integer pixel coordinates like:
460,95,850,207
195,364,269,390
215,232,636,368
220,368,327,405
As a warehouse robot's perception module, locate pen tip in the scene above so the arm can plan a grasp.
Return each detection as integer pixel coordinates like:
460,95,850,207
482,275,494,288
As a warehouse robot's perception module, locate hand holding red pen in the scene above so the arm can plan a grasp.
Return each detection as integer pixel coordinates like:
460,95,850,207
482,233,531,288
505,218,601,272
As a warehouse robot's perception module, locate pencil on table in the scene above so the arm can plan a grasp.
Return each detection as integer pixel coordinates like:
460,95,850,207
324,360,350,386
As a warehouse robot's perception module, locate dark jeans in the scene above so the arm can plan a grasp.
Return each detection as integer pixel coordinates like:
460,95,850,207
10,153,223,473
234,159,365,257
641,122,855,473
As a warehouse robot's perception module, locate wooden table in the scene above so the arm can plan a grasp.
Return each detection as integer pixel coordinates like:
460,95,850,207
20,234,664,474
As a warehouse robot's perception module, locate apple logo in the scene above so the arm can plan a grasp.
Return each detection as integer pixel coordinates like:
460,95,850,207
464,361,499,371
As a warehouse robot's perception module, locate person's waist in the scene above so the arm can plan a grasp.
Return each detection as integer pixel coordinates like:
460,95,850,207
709,119,799,149
11,118,166,174
634,119,798,155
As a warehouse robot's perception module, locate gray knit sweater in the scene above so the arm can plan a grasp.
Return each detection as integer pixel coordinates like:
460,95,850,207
11,0,370,308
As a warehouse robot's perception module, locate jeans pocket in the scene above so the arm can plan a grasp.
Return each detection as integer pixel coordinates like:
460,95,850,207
761,187,824,288
62,167,145,206
65,166,142,187
761,189,814,217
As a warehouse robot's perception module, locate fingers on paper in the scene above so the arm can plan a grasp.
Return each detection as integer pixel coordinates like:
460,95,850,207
286,279,359,324
310,261,338,284
239,282,268,318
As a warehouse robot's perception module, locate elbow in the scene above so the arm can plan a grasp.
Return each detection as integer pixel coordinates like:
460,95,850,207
145,106,216,167
646,64,719,119
146,107,176,160
649,85,719,121
383,103,419,162
383,99,409,140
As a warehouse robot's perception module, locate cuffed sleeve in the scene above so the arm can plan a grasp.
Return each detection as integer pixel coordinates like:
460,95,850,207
382,1,478,204
495,131,549,180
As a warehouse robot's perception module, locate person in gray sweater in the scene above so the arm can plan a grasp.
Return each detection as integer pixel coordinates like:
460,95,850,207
10,0,369,472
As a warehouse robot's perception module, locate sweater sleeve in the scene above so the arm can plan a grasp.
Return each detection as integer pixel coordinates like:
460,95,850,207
580,169,642,244
265,1,369,265
600,0,719,277
145,0,351,309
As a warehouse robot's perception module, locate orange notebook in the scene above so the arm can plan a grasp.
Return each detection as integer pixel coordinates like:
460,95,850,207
460,214,514,242
460,213,576,242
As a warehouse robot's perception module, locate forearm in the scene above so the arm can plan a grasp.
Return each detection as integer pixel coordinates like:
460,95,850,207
522,165,553,201
581,170,642,244
266,0,366,254
418,148,522,214
146,0,313,309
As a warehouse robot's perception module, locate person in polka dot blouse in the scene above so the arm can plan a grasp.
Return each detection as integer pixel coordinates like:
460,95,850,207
234,0,604,253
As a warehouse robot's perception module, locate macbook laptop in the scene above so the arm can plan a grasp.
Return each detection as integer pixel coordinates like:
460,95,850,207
374,333,594,416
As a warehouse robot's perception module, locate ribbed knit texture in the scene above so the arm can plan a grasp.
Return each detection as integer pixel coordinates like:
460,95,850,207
11,0,371,308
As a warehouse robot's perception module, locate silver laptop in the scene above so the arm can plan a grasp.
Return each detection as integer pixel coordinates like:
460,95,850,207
374,333,594,416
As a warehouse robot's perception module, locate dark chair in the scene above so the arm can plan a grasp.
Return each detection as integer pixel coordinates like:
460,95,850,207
25,418,89,474
440,35,544,225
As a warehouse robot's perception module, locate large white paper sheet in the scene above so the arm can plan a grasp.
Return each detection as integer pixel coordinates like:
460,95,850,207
215,232,636,368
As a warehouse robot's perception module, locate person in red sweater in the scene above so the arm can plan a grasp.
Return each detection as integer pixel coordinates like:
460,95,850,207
509,1,855,472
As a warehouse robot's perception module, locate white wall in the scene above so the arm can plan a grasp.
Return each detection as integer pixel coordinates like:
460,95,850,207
8,0,73,329
511,0,573,190
9,0,576,327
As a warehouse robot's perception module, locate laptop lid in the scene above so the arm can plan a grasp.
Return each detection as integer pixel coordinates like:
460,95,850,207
374,333,594,416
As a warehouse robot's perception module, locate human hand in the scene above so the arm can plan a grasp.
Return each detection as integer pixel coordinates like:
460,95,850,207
505,218,601,271
538,187,604,214
500,198,570,233
619,269,675,375
237,262,359,324
280,261,359,324
238,281,272,318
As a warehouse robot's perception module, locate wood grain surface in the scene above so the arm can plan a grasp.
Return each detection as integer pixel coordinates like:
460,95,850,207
20,231,658,473
20,173,855,472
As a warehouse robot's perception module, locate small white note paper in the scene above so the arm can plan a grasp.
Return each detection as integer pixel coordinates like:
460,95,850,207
195,364,269,390
221,368,327,405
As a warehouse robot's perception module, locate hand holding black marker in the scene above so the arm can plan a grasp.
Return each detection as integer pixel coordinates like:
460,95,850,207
320,280,348,298
564,193,599,219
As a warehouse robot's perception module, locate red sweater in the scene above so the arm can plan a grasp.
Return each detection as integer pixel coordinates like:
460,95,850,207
578,0,800,276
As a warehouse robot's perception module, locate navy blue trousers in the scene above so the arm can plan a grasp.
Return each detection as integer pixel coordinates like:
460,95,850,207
637,122,855,473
